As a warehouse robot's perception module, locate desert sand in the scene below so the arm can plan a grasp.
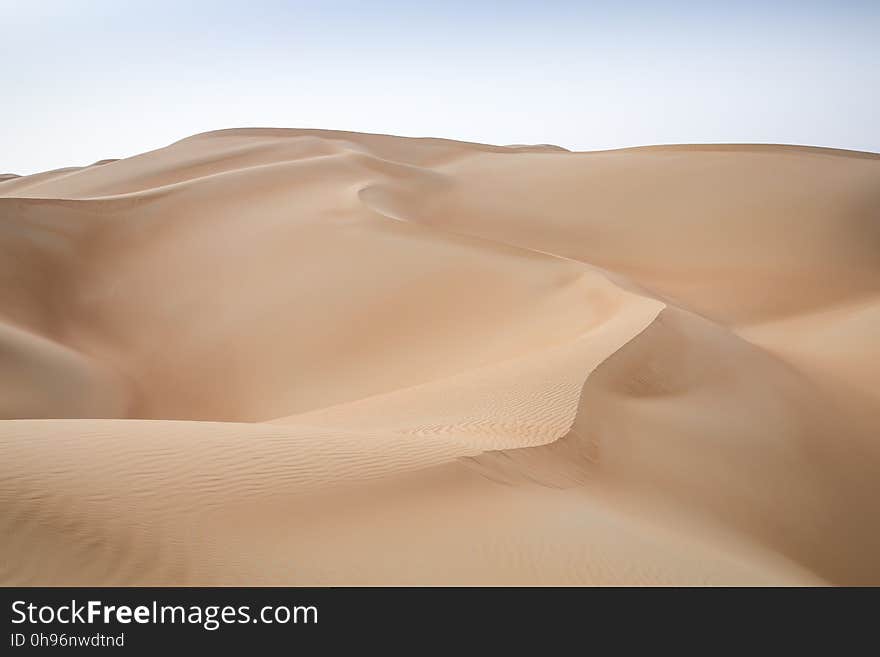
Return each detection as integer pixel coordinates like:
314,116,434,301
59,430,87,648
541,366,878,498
1,129,879,585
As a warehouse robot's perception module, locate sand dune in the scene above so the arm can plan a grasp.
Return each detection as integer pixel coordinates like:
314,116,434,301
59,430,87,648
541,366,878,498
1,129,878,585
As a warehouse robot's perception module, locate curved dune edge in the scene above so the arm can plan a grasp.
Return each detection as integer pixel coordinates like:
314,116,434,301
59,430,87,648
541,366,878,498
0,287,663,585
1,129,879,585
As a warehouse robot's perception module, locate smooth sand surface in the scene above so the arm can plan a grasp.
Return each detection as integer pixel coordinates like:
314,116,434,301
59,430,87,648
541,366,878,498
1,129,878,585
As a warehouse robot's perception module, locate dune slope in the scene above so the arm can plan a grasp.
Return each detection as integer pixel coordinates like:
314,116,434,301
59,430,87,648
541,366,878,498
1,129,878,585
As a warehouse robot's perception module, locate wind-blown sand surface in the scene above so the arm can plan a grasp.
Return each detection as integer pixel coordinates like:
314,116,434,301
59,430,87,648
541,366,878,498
1,129,879,585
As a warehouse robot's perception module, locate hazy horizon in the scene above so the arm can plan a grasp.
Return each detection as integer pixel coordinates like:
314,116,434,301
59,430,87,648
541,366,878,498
3,0,879,174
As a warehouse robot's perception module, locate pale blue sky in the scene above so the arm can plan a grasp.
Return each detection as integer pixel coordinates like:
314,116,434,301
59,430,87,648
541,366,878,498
2,0,878,173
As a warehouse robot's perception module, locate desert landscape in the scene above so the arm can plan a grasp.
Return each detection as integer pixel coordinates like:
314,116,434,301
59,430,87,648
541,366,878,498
1,128,878,585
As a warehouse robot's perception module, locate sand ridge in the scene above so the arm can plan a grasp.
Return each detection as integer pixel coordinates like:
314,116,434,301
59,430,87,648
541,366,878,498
1,129,878,584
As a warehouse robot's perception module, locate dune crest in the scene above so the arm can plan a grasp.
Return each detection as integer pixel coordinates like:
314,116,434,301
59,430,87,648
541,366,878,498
1,129,879,585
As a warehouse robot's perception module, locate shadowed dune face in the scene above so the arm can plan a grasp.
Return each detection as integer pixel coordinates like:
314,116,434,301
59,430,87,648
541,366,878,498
468,308,880,585
0,129,878,585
